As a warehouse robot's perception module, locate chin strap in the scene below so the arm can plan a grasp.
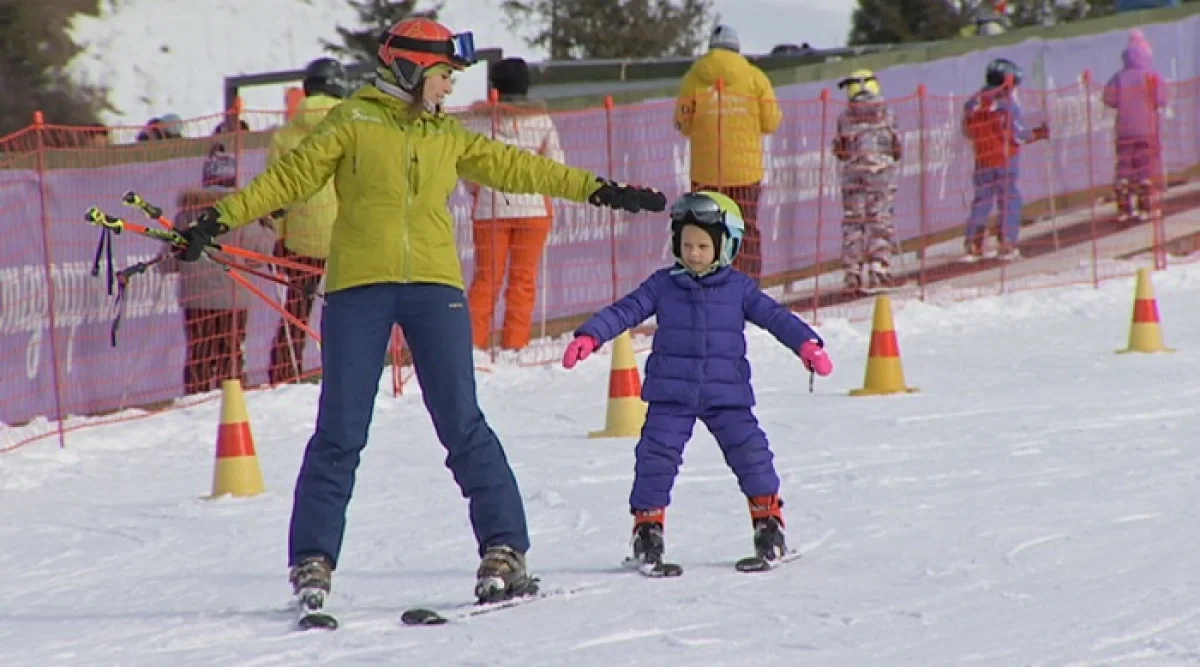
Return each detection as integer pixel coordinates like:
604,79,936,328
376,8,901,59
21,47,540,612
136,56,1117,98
373,76,437,113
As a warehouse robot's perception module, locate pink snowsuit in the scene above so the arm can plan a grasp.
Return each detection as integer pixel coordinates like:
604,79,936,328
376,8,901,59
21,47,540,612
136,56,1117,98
1102,29,1168,218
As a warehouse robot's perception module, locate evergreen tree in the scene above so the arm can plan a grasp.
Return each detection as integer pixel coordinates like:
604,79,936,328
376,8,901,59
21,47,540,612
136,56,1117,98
501,0,716,60
1000,0,1119,27
0,0,110,139
848,0,966,45
323,0,444,64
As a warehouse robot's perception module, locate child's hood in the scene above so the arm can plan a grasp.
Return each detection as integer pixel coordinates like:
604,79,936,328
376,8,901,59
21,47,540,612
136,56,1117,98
1122,29,1154,70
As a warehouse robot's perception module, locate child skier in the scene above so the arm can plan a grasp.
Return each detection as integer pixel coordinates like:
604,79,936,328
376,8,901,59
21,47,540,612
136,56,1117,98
961,58,1049,261
1102,29,1168,223
560,191,833,570
833,69,903,292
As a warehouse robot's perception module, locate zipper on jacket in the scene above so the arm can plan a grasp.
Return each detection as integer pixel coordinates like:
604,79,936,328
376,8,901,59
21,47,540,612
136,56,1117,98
699,285,708,389
405,134,415,283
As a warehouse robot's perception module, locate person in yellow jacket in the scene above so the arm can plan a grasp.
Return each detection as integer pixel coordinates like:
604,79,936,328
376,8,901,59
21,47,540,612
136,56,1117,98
674,24,782,285
266,58,347,384
170,17,666,615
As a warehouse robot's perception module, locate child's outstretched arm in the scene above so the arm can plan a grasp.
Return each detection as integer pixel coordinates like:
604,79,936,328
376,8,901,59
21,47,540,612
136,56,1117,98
744,284,832,375
562,275,660,369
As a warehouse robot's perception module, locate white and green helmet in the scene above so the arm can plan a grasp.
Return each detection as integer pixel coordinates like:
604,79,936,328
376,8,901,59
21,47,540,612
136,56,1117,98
668,191,746,268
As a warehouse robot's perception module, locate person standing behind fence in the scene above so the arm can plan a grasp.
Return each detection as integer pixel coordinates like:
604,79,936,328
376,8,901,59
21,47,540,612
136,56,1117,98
464,57,563,351
1102,29,1168,224
833,70,903,292
161,146,277,395
961,58,1049,262
674,24,782,285
266,58,348,384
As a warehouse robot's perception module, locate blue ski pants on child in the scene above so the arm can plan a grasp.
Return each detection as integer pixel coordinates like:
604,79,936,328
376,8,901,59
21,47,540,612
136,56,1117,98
966,162,1023,244
629,402,780,510
288,283,529,568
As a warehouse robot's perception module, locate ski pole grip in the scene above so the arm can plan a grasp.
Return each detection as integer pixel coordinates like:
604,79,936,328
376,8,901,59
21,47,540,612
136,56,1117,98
84,207,124,232
122,191,163,219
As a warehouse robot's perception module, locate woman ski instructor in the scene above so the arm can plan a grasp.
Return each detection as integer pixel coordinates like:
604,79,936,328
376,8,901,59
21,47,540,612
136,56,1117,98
173,17,666,610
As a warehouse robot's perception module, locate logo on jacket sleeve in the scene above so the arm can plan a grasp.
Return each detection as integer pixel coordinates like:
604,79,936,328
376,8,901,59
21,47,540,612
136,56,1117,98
350,109,382,124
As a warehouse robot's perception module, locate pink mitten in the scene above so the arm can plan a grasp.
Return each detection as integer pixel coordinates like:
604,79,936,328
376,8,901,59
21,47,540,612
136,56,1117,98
799,340,833,377
562,335,599,369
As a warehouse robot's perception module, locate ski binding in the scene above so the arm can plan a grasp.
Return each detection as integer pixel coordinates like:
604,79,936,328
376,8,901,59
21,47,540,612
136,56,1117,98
621,556,684,577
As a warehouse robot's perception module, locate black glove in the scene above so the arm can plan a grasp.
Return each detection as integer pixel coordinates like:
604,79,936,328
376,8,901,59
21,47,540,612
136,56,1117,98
587,178,667,213
176,207,228,262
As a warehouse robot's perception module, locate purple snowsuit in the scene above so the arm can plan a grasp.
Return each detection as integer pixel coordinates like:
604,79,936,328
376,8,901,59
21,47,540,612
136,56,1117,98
575,265,822,511
1102,33,1167,197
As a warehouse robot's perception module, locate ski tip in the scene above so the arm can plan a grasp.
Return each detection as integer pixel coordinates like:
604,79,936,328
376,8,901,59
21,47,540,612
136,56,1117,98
401,608,448,626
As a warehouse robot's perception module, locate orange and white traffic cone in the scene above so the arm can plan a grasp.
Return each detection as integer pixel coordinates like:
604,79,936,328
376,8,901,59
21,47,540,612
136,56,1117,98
588,330,648,438
1117,267,1174,354
850,295,918,396
208,379,265,498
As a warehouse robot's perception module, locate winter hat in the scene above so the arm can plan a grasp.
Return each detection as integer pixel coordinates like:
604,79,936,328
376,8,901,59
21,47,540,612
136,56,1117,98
1128,28,1152,57
202,144,237,190
490,57,531,97
157,113,184,138
709,24,740,53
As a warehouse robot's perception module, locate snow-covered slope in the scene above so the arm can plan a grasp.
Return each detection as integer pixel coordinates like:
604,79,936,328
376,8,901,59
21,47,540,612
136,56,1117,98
4,263,1200,665
67,0,853,129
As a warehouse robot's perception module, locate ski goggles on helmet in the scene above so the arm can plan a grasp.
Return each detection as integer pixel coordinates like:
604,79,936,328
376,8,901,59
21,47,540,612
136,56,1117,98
669,192,725,229
378,30,478,69
837,74,877,90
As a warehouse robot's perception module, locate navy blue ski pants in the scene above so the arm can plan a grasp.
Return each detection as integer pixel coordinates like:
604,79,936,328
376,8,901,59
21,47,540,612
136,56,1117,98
629,402,780,511
288,283,529,568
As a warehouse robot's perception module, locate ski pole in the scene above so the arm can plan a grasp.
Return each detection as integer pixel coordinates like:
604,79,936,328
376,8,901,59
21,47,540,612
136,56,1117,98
84,206,187,245
275,269,304,382
209,252,322,296
120,191,323,276
214,260,322,348
84,206,323,348
84,207,314,291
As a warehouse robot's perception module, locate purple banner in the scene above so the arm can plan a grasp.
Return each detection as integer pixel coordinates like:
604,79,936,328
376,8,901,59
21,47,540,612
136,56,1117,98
2,17,1198,430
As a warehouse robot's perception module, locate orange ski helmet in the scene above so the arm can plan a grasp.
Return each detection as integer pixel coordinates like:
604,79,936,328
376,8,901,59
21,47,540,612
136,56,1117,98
378,17,477,91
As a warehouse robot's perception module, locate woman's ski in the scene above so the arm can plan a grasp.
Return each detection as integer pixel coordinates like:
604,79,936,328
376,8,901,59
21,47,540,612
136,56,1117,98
400,584,597,626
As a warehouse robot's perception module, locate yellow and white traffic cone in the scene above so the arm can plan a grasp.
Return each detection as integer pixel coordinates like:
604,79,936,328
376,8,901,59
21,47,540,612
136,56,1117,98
208,379,265,498
588,331,647,438
1117,267,1174,354
850,295,918,396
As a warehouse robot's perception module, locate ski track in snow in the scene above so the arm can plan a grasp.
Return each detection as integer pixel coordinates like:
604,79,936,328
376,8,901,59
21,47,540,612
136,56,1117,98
4,266,1200,665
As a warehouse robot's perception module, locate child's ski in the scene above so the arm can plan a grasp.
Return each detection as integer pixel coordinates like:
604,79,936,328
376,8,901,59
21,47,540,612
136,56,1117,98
734,548,803,573
735,529,835,572
622,557,684,577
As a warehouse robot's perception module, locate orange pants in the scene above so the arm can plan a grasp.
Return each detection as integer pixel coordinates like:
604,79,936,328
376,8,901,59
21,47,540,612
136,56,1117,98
468,216,552,350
